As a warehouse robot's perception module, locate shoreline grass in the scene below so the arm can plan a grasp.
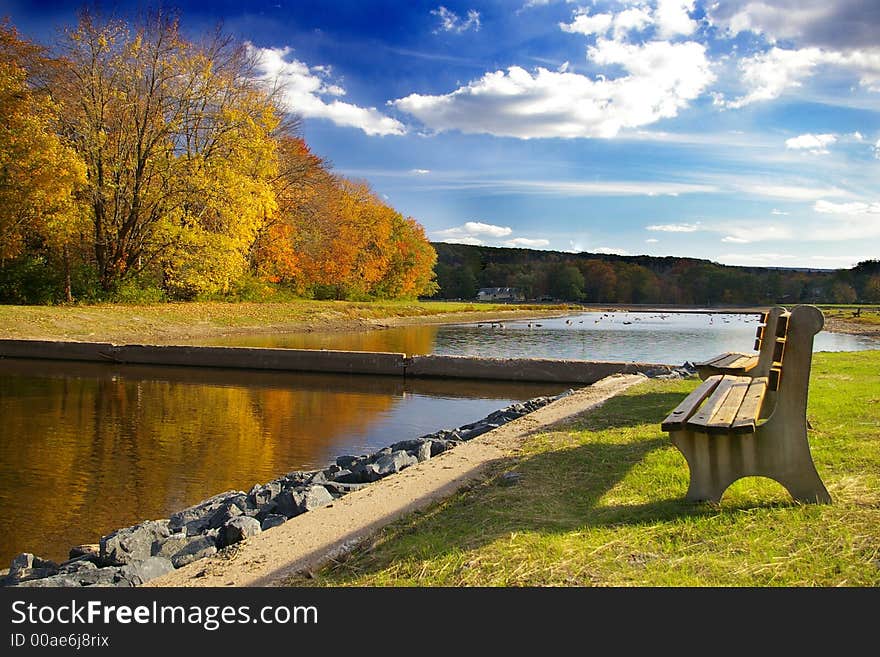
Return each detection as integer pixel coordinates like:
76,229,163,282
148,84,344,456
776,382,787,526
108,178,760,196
281,350,880,587
0,300,574,344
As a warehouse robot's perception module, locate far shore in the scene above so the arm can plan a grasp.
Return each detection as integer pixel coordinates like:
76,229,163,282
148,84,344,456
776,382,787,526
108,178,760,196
0,300,875,345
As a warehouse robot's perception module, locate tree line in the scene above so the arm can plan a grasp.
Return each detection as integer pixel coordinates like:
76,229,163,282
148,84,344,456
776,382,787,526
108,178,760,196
432,243,880,305
0,12,438,304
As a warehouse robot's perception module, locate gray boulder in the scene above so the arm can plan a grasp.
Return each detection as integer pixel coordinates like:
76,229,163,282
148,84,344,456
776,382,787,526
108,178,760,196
168,490,246,535
151,534,190,560
99,519,171,566
360,450,418,482
260,514,287,531
415,441,432,462
117,557,174,586
208,501,243,529
291,485,334,513
170,535,217,568
220,516,261,547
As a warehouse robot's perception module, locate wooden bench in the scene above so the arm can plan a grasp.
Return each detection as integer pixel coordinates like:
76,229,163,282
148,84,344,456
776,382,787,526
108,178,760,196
661,304,831,504
694,306,787,380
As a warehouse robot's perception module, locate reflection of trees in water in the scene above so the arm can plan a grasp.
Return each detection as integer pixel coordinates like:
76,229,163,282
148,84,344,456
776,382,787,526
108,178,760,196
0,370,397,564
196,324,439,355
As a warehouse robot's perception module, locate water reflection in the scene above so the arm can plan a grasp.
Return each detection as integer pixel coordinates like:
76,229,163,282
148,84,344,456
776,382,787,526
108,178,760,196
196,311,880,364
0,359,562,565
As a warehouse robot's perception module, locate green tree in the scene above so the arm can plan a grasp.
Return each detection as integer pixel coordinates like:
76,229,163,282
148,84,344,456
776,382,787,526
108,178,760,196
548,263,584,300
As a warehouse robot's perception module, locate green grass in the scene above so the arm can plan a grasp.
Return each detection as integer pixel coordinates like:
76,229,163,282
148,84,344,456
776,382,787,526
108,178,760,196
818,304,880,328
285,350,880,587
0,300,573,343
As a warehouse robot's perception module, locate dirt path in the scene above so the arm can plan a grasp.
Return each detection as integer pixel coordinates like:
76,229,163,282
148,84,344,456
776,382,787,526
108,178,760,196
145,373,646,588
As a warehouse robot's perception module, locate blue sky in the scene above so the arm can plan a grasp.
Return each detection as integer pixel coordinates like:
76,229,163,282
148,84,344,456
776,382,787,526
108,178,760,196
4,1,880,269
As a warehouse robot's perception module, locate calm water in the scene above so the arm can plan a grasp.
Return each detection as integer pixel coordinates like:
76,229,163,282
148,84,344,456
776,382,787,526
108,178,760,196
195,310,880,364
0,359,563,565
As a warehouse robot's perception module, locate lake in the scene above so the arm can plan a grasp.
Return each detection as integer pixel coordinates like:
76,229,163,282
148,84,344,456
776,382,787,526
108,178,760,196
0,359,563,565
194,310,880,363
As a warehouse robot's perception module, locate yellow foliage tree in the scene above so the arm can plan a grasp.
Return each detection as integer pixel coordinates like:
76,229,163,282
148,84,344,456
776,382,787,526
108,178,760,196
0,23,87,299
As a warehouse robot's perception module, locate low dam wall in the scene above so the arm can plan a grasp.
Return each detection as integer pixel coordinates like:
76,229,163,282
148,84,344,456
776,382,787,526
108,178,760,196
0,339,677,384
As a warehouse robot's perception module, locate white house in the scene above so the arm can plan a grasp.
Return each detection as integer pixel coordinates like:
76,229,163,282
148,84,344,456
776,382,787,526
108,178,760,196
477,287,523,301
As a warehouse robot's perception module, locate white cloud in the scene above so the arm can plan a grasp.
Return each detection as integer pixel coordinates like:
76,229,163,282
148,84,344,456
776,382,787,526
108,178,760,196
722,47,825,108
771,209,789,215
706,1,880,50
496,179,716,196
813,200,880,215
875,138,880,159
503,237,551,247
431,6,481,34
721,236,749,243
560,11,613,36
559,5,653,39
646,223,701,232
410,169,431,175
393,39,715,139
655,0,697,39
438,236,484,245
784,132,837,154
249,45,405,136
738,183,847,201
852,131,864,141
434,221,513,239
645,238,660,243
613,8,654,39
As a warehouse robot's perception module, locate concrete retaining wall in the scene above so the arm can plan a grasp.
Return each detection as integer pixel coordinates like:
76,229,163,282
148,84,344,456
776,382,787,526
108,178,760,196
406,354,673,384
0,339,676,383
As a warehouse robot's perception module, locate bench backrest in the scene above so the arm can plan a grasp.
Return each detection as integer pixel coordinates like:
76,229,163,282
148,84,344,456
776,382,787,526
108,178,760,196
762,304,824,421
751,305,788,378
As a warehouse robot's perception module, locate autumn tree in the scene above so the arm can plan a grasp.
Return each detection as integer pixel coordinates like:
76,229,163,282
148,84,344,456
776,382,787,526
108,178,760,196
50,9,280,296
0,22,87,300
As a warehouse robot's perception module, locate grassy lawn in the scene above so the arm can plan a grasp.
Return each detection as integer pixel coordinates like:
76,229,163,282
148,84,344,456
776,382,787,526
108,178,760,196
0,300,571,343
819,304,880,328
284,350,880,587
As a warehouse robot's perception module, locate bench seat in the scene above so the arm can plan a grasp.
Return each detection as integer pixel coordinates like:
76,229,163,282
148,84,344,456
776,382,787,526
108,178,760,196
661,374,767,435
694,353,758,379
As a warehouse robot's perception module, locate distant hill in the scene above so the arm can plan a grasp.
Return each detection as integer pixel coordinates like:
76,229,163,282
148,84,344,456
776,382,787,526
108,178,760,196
429,242,878,306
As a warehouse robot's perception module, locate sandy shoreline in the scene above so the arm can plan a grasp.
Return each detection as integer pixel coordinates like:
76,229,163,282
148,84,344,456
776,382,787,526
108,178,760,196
145,374,646,587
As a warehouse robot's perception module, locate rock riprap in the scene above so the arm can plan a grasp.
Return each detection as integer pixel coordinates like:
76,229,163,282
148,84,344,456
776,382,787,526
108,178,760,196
2,391,569,587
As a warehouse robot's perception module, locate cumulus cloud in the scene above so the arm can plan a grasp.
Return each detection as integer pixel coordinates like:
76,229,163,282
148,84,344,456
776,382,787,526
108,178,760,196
721,47,825,108
434,221,513,239
393,39,714,139
249,45,405,136
645,238,659,243
707,0,880,50
431,6,481,34
785,132,837,154
875,138,880,158
410,169,431,175
646,223,700,232
560,11,613,37
655,0,698,39
503,237,551,247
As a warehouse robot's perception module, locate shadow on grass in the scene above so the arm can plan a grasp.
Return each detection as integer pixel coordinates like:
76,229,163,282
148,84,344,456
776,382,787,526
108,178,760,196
292,383,821,585
563,390,693,432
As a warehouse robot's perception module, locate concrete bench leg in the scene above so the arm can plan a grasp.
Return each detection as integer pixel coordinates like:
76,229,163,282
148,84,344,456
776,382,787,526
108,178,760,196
669,421,831,504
